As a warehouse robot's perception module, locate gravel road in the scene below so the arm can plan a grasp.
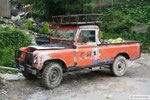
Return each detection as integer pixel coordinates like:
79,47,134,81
0,53,150,100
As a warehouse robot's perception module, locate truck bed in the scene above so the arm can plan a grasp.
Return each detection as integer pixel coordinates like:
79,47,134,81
101,40,139,45
96,40,141,63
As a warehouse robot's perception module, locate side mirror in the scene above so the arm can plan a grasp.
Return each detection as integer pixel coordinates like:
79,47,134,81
82,37,88,43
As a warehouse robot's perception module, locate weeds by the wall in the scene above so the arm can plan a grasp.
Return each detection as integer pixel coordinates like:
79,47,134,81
27,20,53,35
99,0,150,52
0,25,32,67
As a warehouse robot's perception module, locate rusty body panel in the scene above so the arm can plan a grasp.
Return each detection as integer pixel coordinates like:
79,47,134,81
16,24,141,73
97,43,140,64
33,49,75,69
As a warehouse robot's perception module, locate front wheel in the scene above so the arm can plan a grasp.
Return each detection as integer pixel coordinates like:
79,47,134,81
110,56,128,77
42,62,63,89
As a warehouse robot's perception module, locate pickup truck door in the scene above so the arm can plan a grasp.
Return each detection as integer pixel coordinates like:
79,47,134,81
75,29,99,67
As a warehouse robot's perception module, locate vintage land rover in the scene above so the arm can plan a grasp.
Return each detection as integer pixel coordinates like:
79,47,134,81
15,14,141,89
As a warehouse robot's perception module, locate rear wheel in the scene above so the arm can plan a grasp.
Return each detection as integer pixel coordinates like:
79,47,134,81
111,56,128,77
42,62,63,89
22,71,37,79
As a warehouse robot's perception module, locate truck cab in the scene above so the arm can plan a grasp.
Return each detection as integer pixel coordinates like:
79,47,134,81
15,14,141,89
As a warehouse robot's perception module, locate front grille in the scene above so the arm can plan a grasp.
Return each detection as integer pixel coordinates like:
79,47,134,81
15,50,33,68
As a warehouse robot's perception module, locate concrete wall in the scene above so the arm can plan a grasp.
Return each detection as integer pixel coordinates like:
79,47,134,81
0,0,11,18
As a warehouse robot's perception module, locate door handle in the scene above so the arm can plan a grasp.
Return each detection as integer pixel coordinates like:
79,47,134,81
93,51,96,55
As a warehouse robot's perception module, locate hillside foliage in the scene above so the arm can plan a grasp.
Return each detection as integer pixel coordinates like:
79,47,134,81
0,25,32,67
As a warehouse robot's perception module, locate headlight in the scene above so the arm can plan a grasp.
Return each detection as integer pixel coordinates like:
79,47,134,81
21,53,23,59
20,53,24,60
33,56,38,64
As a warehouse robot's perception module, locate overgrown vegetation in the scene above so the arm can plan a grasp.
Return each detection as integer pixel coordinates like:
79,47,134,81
100,0,150,52
21,0,98,20
102,0,150,33
0,25,32,67
27,20,52,35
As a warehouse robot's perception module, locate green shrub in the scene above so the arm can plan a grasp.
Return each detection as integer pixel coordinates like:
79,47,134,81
0,26,32,67
30,25,43,33
43,22,50,34
97,0,150,53
99,31,103,39
27,20,33,29
27,22,53,35
0,40,4,47
0,46,17,67
27,23,44,34
0,29,31,48
97,0,150,34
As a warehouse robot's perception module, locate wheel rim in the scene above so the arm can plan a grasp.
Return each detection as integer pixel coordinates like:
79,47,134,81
49,68,61,84
116,59,126,74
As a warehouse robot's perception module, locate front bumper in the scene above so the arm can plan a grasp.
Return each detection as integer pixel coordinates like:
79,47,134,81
15,50,37,75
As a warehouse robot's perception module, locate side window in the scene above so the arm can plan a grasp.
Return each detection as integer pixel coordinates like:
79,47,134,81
78,30,96,43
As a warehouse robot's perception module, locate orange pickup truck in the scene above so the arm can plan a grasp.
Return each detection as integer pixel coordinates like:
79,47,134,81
15,14,141,88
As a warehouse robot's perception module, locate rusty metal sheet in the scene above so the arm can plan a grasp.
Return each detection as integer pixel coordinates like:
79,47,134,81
0,0,11,18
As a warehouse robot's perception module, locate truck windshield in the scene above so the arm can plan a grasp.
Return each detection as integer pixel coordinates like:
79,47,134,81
53,30,76,40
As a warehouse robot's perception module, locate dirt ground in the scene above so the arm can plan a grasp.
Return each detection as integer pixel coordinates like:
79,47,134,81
0,53,150,100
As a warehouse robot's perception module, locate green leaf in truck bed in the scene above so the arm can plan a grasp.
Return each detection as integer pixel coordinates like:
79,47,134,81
108,38,125,43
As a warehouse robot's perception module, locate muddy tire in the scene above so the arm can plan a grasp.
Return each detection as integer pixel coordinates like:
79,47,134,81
22,71,37,79
111,56,128,77
42,62,63,89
